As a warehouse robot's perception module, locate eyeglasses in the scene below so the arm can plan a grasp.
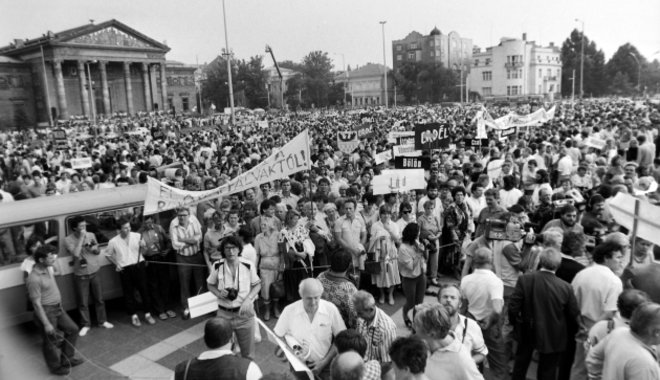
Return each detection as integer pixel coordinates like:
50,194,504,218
224,246,239,253
402,210,412,214
177,214,189,217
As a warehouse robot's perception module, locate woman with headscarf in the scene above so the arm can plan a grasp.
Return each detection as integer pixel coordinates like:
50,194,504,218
367,205,401,305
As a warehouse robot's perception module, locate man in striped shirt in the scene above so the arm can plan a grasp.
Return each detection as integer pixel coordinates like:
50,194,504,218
170,207,204,319
353,290,397,364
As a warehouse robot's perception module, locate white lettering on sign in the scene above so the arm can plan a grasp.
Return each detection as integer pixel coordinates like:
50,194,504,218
421,126,449,145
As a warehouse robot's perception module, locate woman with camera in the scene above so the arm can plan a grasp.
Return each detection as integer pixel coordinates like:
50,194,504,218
207,236,261,359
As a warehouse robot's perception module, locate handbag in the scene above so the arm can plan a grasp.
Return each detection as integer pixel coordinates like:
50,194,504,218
269,272,286,300
364,242,382,275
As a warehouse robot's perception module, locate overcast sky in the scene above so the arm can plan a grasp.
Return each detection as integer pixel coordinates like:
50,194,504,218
1,0,659,69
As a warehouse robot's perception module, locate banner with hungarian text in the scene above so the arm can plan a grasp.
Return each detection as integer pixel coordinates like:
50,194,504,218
144,129,311,214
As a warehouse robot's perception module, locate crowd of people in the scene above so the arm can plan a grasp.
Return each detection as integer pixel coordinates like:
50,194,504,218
7,97,660,379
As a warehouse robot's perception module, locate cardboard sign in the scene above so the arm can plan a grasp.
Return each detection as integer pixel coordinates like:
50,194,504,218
70,157,93,169
355,124,375,139
386,131,414,144
337,131,359,154
396,136,416,146
188,292,219,319
394,156,431,170
257,120,269,129
500,126,517,138
414,123,451,150
52,128,69,149
392,144,422,158
374,150,393,165
583,136,607,150
373,169,426,195
464,139,489,148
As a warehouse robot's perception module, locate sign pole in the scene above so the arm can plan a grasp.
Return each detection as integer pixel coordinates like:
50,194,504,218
629,198,640,266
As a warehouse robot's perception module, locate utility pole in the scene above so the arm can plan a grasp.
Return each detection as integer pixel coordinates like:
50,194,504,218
380,21,388,107
571,69,576,105
575,19,585,99
222,0,235,124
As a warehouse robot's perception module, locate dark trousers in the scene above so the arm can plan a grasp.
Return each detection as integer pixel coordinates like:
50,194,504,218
35,304,79,371
176,253,205,310
74,272,107,327
145,254,174,314
482,319,510,380
402,274,426,322
512,342,562,380
119,262,150,315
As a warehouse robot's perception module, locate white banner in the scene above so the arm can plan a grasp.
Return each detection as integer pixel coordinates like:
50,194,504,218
70,157,93,169
144,129,312,214
609,193,660,247
386,131,415,144
258,120,269,129
392,144,422,158
479,106,556,131
373,169,426,195
583,136,607,150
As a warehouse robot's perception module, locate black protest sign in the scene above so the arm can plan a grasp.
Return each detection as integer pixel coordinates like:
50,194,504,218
463,138,489,148
394,156,431,170
52,128,68,149
500,126,517,138
355,124,375,139
414,123,451,150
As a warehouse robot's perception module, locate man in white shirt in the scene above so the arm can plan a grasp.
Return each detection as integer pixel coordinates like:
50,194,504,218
465,183,486,228
461,247,506,379
274,278,346,379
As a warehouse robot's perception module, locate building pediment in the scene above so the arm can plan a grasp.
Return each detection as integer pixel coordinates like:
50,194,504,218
64,26,155,49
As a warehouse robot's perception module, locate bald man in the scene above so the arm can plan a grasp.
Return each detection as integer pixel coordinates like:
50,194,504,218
274,278,347,379
330,351,364,380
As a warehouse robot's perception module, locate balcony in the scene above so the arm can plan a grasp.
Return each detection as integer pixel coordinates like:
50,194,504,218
504,62,523,69
543,76,557,81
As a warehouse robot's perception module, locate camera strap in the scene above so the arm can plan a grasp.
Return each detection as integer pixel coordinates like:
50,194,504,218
222,261,240,289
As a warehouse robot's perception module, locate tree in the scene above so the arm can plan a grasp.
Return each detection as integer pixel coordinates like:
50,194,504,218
560,29,607,97
202,55,232,111
609,71,635,95
202,53,268,111
606,43,645,94
235,55,268,108
301,51,334,107
393,61,460,103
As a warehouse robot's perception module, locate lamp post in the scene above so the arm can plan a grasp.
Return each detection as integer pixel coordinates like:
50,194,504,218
222,0,235,125
628,52,641,94
575,18,585,99
379,21,388,107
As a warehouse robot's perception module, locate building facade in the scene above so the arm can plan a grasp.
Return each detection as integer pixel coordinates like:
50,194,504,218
392,28,472,72
0,19,196,129
335,63,392,107
469,35,561,100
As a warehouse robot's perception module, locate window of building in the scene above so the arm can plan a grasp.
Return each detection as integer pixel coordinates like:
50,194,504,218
539,68,542,78
547,68,552,77
182,97,189,111
407,52,415,60
410,42,418,49
482,71,492,81
396,45,402,51
485,58,491,66
167,96,174,110
518,69,522,78
556,69,560,78
539,85,542,93
507,86,511,96
429,51,434,57
397,54,402,61
474,59,479,67
428,40,434,47
482,87,492,96
507,70,511,79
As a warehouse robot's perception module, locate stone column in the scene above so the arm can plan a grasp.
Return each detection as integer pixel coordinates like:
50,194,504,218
142,62,152,112
99,60,111,115
53,59,68,119
123,62,134,115
78,61,90,117
160,62,168,111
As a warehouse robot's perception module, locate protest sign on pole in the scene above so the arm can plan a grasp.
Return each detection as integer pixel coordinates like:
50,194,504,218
414,123,451,150
144,129,311,214
583,136,607,150
372,169,426,195
70,157,93,169
394,156,431,170
374,150,393,165
392,144,422,158
355,124,375,139
463,139,489,148
387,131,414,144
337,131,359,154
609,192,660,247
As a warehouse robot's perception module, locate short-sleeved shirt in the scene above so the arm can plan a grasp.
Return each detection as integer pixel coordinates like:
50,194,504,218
207,257,260,309
461,269,504,322
105,232,144,268
273,299,347,363
572,264,623,329
334,215,366,266
63,231,101,276
356,307,398,363
453,314,489,358
26,266,60,306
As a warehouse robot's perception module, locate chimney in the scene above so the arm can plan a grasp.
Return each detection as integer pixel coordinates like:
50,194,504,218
549,42,554,47
522,33,527,41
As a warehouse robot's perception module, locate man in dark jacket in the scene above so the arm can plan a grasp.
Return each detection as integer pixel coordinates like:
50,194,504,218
174,318,262,380
509,247,580,380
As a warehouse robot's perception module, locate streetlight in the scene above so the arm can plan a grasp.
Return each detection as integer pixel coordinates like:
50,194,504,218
222,0,235,125
575,18,585,98
379,21,389,108
628,52,641,94
333,52,348,106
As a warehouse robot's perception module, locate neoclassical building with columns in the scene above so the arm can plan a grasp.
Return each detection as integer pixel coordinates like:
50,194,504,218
0,19,196,129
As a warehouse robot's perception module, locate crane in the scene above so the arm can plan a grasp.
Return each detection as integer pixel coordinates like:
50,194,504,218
265,44,285,109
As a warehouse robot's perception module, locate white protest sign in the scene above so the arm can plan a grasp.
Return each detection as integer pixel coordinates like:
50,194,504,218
392,144,422,158
258,120,269,129
583,136,607,150
375,150,393,165
257,318,313,380
337,131,359,154
386,131,415,144
70,157,93,169
609,193,660,246
487,159,505,180
144,129,311,214
372,169,426,195
188,292,219,319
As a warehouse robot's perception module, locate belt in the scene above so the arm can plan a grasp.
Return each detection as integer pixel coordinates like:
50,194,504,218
218,304,240,313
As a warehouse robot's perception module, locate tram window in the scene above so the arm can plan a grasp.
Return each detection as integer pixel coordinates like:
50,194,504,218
0,220,58,267
65,206,144,245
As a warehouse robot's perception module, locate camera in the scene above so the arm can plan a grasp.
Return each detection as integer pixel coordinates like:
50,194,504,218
225,288,238,301
79,257,88,268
